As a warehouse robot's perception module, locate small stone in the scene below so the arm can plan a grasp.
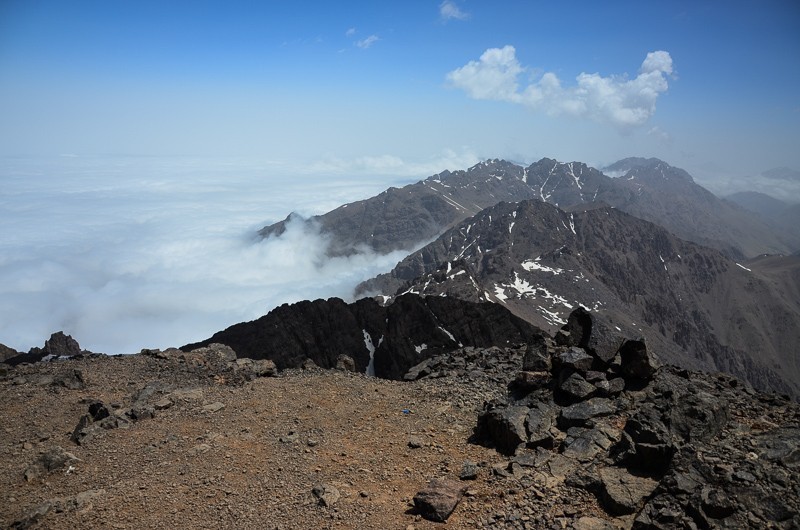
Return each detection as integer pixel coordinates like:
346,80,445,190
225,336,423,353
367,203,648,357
154,399,173,410
312,483,340,507
459,461,479,480
408,436,424,449
202,402,225,413
413,478,467,522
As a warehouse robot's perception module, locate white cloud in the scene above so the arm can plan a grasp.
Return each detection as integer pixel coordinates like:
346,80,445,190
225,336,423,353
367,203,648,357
356,34,380,49
440,0,469,21
447,46,675,129
345,27,356,37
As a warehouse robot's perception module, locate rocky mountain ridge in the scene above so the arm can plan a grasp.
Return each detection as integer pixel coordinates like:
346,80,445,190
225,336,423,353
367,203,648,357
181,293,543,381
260,157,797,260
358,199,800,399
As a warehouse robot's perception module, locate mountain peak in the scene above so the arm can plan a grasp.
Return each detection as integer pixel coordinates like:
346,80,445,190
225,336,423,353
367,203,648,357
605,157,694,184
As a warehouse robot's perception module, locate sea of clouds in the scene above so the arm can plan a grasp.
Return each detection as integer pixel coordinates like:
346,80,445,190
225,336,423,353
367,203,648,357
0,155,442,354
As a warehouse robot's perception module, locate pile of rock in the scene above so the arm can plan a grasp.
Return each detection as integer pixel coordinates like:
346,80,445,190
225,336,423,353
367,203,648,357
473,307,800,528
142,343,277,382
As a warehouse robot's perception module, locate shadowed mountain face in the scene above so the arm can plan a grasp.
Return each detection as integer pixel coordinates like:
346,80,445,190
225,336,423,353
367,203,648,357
358,200,800,398
181,293,544,381
259,157,796,260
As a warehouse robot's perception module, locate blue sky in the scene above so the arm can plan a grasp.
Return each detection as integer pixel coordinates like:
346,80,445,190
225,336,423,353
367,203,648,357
1,0,799,177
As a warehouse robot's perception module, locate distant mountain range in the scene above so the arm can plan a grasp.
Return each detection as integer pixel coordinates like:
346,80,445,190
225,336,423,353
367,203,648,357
260,157,799,260
726,190,800,246
252,156,800,398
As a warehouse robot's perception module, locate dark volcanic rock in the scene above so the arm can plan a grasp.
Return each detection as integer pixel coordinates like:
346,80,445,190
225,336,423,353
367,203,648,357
413,478,467,522
561,307,624,364
612,404,675,473
522,336,550,371
669,391,729,442
558,372,596,401
4,332,87,366
182,293,544,380
477,405,529,455
557,398,615,429
618,339,658,380
552,347,594,374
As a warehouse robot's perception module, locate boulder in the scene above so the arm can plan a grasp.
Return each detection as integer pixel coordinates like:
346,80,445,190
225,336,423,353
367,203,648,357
509,371,551,393
558,372,596,401
335,354,356,372
613,404,675,473
478,405,529,455
522,336,550,371
618,339,658,380
24,446,81,481
251,359,276,377
525,402,555,447
413,478,467,522
52,369,85,390
561,307,624,363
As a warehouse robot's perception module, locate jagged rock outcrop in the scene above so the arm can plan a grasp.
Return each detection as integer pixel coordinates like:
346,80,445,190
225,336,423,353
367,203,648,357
3,331,89,367
473,307,800,528
181,293,544,380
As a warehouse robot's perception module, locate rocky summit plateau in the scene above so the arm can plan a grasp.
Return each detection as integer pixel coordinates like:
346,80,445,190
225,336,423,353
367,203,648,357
2,155,799,529
2,306,799,529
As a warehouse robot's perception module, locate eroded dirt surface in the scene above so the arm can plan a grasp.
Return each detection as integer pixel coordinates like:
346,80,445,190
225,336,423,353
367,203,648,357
1,353,599,529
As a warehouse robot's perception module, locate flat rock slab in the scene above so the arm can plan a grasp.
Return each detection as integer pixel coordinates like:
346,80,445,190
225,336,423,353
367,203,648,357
599,467,658,516
558,398,615,428
413,478,467,522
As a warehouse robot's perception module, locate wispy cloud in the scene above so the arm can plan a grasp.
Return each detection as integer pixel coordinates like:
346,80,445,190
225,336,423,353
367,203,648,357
345,27,356,37
356,34,380,49
647,126,672,144
447,46,675,130
307,148,481,177
440,0,469,21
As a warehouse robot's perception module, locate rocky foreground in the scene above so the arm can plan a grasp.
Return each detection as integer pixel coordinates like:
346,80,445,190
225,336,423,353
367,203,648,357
1,310,799,529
